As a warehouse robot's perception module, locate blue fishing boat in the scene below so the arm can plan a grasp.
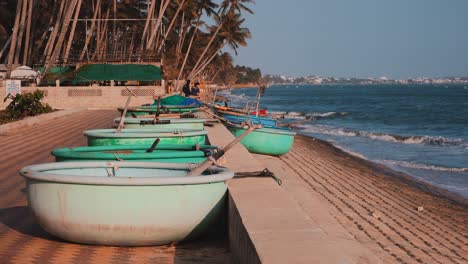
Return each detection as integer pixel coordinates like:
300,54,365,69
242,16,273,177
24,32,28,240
216,110,277,127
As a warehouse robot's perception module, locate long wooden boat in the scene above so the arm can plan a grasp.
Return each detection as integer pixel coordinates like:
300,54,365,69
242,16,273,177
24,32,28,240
84,128,207,146
226,123,296,155
114,117,213,130
216,110,277,127
119,105,199,116
20,162,234,246
52,144,216,163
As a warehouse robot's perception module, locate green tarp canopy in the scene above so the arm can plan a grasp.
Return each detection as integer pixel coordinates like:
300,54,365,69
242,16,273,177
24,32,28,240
75,64,161,82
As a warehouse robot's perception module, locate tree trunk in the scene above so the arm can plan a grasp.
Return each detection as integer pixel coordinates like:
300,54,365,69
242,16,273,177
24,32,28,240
34,0,58,59
190,43,225,80
189,21,223,77
157,0,186,54
140,0,156,52
146,0,170,50
22,0,33,65
45,0,78,73
7,0,23,65
79,0,101,61
64,0,82,63
0,35,12,61
175,11,185,62
14,0,28,64
176,25,199,90
44,0,66,63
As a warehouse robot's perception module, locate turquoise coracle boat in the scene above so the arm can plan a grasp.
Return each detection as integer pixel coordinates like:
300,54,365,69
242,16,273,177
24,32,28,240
114,117,209,130
20,162,234,246
52,144,216,163
84,128,207,146
226,123,296,156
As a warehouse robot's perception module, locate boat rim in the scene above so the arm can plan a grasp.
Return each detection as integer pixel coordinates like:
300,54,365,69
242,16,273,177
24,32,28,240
227,123,297,135
113,117,211,124
84,129,208,138
51,144,216,159
20,162,233,186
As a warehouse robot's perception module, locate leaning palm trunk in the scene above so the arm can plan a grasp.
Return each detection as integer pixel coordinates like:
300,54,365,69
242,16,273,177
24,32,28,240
146,0,170,50
190,43,225,80
14,0,28,64
7,0,23,65
22,0,33,65
139,0,156,52
44,0,66,63
78,0,101,61
157,0,186,54
176,24,199,91
45,0,79,73
188,21,223,79
0,36,12,61
64,0,83,63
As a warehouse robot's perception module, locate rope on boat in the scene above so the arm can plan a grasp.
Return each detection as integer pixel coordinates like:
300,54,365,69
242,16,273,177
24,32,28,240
234,168,282,185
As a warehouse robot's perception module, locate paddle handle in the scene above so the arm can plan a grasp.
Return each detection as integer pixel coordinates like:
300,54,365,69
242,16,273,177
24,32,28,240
187,125,257,177
116,94,132,133
146,138,161,153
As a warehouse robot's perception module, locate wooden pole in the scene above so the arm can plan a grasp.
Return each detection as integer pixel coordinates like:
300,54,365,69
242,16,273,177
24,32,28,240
187,125,259,176
116,87,137,133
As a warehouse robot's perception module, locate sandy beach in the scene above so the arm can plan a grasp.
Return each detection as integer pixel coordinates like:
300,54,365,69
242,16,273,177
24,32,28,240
256,135,467,264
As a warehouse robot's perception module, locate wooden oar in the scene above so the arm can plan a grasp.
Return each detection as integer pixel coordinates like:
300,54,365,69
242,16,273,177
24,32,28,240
187,125,260,176
146,138,161,153
116,87,138,133
155,96,161,119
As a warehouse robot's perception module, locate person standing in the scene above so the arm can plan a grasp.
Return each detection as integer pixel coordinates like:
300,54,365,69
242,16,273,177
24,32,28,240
191,82,200,96
182,79,191,97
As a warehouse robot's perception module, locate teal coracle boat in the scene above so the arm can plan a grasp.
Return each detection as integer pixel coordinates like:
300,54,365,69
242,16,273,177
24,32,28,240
84,128,207,146
52,144,216,163
20,162,234,246
114,117,210,130
226,124,296,156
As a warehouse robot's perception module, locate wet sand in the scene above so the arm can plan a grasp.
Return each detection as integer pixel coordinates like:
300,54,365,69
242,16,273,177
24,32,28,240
0,110,230,264
256,135,467,264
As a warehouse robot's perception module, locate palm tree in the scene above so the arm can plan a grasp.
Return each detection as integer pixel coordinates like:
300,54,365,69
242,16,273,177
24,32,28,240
189,11,250,79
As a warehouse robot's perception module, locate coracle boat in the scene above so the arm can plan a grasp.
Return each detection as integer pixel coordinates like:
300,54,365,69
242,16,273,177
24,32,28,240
226,123,296,156
20,162,233,246
216,110,277,127
84,128,207,146
52,144,216,163
114,117,211,130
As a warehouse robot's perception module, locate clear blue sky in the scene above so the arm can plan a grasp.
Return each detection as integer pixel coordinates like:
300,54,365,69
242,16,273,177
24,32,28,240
233,0,468,79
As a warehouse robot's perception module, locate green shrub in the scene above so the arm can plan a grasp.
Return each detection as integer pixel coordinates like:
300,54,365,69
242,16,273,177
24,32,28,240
3,90,53,119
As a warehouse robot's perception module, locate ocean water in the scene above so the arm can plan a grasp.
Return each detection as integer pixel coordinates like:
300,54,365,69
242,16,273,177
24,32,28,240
219,84,468,198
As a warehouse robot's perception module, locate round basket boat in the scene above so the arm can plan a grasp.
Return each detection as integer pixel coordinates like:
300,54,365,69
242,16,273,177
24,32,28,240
84,128,207,146
114,117,209,131
226,124,296,156
20,162,233,246
52,144,216,163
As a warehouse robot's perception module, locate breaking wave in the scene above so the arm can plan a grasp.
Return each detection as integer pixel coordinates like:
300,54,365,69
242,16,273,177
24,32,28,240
270,111,348,120
298,124,466,147
377,160,468,173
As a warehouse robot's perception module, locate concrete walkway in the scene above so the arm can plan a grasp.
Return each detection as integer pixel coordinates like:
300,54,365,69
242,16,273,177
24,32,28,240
205,122,379,263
